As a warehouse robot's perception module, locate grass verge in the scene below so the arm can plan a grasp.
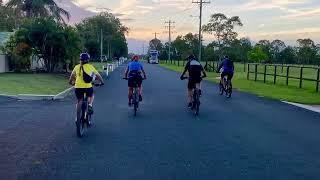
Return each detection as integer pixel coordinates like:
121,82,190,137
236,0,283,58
160,62,320,105
0,73,70,95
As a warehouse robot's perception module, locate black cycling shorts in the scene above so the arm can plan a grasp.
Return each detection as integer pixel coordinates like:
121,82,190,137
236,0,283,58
188,77,202,90
75,87,93,100
128,76,143,88
221,72,234,80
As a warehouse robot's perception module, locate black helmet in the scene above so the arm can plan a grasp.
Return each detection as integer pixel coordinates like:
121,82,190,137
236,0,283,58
80,53,90,62
186,54,196,60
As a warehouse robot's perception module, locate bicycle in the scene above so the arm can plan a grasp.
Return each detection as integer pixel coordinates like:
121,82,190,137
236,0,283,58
219,75,232,98
123,77,143,116
75,83,103,138
181,77,203,116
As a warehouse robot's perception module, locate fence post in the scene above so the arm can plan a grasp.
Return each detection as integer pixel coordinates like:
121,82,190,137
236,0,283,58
264,65,267,83
254,64,258,81
286,66,290,86
274,65,277,84
299,67,303,88
316,68,320,92
247,64,250,80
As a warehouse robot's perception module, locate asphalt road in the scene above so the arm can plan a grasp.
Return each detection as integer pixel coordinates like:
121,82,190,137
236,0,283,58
1,63,320,180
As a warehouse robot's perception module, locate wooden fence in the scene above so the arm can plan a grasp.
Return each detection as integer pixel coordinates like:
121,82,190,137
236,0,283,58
247,63,320,92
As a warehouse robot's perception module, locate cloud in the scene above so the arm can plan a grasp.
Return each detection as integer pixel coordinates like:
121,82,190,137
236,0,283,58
281,7,320,19
136,5,154,10
233,0,307,13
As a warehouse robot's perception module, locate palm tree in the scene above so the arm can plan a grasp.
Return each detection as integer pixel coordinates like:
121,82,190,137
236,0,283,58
6,0,70,23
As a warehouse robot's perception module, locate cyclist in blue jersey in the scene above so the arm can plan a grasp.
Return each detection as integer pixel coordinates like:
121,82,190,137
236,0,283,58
124,55,147,106
218,55,234,87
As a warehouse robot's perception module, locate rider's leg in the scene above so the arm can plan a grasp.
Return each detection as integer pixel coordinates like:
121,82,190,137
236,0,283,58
88,95,94,106
75,89,84,120
128,87,133,105
138,78,143,101
76,98,83,121
187,80,193,106
195,83,201,91
188,88,193,105
138,85,143,101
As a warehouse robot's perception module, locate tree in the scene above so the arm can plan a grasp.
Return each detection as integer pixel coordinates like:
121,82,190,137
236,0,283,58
280,46,296,64
5,17,82,72
256,40,272,61
271,39,286,63
6,0,70,23
149,38,163,51
296,38,317,64
247,46,268,63
169,33,200,60
76,12,128,60
202,13,243,58
0,2,17,31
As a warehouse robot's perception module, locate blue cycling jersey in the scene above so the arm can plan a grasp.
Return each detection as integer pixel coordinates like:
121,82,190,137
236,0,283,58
219,58,234,73
128,61,143,72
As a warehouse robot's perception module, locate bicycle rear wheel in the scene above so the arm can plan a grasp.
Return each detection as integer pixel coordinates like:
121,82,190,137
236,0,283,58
219,83,224,95
194,89,200,116
76,102,86,137
226,81,232,98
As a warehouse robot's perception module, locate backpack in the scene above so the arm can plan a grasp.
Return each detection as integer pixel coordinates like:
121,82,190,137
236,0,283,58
80,65,93,83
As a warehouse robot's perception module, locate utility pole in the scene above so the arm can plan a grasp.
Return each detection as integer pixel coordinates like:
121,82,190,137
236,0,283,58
153,32,159,39
165,20,175,63
192,0,210,63
100,28,103,62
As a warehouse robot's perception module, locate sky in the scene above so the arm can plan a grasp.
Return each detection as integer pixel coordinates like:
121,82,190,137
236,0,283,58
5,0,320,53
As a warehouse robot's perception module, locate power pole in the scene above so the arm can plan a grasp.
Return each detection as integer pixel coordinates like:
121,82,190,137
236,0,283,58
192,0,210,63
165,20,175,63
100,28,103,62
153,32,159,39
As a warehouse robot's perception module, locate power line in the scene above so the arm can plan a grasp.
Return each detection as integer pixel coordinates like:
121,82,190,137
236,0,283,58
165,20,175,63
192,0,210,63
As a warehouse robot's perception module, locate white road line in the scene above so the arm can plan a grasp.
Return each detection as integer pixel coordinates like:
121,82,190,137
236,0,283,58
283,101,320,113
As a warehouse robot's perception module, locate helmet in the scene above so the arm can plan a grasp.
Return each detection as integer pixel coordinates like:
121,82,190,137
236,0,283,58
224,55,229,59
186,54,196,60
132,55,139,61
80,53,90,62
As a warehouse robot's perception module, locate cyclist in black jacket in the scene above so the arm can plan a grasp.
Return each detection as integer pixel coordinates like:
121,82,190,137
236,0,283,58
180,55,207,108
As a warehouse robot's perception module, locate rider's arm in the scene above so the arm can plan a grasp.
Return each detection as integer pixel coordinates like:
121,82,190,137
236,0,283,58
201,66,207,78
124,66,129,78
218,61,223,72
69,71,76,85
181,62,189,77
96,73,104,84
91,65,104,84
141,69,147,79
69,70,76,85
140,64,147,79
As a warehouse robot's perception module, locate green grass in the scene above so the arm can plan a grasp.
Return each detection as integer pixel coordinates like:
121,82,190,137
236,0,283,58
160,61,320,105
0,73,70,95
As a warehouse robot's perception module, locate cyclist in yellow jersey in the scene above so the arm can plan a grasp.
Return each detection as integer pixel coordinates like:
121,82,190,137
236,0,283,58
69,53,104,114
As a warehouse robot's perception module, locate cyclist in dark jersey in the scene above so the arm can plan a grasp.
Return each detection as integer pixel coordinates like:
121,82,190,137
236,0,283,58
218,55,234,86
124,55,147,106
180,55,207,108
